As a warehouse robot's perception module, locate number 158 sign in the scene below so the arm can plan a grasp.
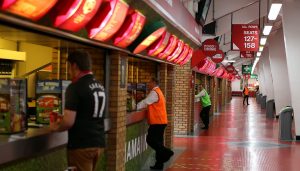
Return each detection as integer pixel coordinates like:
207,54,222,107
231,24,259,51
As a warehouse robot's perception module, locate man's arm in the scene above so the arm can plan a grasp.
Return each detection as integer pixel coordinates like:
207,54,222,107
137,90,159,110
50,109,76,132
195,89,205,98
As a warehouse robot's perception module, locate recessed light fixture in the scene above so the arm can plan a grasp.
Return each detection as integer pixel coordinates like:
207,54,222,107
268,3,282,20
263,25,273,35
257,52,261,56
260,37,267,45
259,46,264,52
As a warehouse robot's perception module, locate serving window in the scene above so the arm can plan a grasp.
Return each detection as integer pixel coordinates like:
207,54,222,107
127,57,158,112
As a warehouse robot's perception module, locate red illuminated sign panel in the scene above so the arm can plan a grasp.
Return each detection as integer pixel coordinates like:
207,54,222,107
113,9,146,48
50,0,102,32
211,49,225,63
180,48,193,66
240,51,255,58
1,0,58,21
232,24,260,51
132,27,166,54
226,65,235,73
157,35,178,59
86,0,129,42
174,44,189,64
167,40,184,61
147,32,170,57
201,39,219,57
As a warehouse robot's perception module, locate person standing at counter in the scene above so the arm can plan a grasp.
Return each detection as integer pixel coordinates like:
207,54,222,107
137,77,174,170
50,50,105,171
195,84,211,130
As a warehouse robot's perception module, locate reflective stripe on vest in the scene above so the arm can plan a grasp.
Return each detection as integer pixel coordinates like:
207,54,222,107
147,87,168,124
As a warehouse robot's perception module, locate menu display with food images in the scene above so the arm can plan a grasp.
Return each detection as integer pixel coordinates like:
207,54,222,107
36,80,62,124
0,78,27,134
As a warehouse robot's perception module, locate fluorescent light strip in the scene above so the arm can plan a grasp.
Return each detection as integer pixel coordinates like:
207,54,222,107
257,52,261,56
263,25,273,35
268,3,282,20
251,57,260,74
259,46,264,52
260,37,267,45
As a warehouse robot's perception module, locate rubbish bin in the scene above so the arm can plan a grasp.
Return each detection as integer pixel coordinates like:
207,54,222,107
261,95,267,109
266,99,275,118
279,106,293,140
257,93,262,104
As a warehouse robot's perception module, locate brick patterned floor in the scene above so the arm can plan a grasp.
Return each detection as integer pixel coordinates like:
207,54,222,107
166,97,300,171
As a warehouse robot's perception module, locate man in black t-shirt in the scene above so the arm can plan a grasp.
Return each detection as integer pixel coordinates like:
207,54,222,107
50,50,105,171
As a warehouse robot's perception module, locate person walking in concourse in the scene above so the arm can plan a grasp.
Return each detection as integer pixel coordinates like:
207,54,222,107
243,85,249,105
195,84,211,130
137,77,174,170
50,50,105,171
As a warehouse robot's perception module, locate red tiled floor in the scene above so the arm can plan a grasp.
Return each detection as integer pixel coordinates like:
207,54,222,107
166,97,300,171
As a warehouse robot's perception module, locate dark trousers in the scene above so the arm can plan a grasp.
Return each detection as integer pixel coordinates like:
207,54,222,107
243,95,249,105
200,105,211,128
147,124,172,164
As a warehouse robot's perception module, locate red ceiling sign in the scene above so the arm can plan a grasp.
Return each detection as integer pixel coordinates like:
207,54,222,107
1,0,58,21
231,24,260,51
86,0,129,42
113,9,146,48
128,21,167,54
180,48,194,66
50,0,102,32
131,27,166,54
174,44,189,64
157,35,178,59
201,39,219,57
211,49,225,63
240,51,255,58
226,65,235,73
147,31,170,56
167,40,184,61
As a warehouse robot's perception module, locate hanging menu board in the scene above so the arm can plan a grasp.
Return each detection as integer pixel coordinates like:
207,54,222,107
231,24,260,51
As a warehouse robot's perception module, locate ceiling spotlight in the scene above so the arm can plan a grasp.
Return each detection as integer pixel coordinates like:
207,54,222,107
263,25,273,35
259,46,264,52
268,3,282,20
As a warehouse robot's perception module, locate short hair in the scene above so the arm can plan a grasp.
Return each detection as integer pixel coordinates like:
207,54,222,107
67,50,92,71
150,77,159,85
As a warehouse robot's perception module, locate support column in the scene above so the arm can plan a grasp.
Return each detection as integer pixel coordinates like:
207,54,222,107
261,47,274,101
282,0,300,138
268,28,292,115
166,65,175,148
106,51,127,171
174,62,193,134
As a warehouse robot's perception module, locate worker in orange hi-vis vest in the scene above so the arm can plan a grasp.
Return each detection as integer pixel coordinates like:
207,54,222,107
243,85,250,105
137,77,174,170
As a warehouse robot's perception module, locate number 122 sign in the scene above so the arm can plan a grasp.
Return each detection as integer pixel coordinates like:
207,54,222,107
231,24,259,51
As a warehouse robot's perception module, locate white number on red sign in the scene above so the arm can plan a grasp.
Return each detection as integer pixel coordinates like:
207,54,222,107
244,43,256,49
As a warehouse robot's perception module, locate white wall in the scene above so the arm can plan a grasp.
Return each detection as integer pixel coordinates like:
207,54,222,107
268,28,292,115
282,0,300,136
261,47,274,101
232,79,242,91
